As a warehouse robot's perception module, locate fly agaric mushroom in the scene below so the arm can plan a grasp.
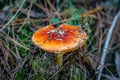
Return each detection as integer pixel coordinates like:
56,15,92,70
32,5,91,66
32,24,87,65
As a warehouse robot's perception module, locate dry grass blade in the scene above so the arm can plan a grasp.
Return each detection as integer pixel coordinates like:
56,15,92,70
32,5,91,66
1,32,30,50
46,0,62,20
0,41,13,78
54,6,102,25
83,6,102,15
0,64,1,79
102,74,119,80
50,61,70,79
97,10,120,80
17,0,33,32
115,52,120,78
0,0,26,32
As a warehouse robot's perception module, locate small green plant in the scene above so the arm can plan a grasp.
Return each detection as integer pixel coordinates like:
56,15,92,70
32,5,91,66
15,69,26,80
70,64,85,80
17,24,32,57
50,17,60,24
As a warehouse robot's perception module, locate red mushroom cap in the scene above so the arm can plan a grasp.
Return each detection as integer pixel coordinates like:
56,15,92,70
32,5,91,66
32,24,87,53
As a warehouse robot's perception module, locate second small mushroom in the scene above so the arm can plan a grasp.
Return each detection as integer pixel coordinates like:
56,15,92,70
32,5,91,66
32,24,87,66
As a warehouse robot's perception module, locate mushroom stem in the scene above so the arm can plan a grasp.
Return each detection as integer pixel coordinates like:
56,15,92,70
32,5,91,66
55,53,63,66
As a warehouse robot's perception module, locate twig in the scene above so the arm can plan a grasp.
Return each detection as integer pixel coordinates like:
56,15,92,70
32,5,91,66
97,10,120,80
0,0,26,32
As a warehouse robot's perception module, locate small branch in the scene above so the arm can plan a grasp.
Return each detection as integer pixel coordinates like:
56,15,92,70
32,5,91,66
97,10,120,80
0,0,26,32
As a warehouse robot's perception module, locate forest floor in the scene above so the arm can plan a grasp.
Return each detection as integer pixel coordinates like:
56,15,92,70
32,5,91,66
0,0,120,80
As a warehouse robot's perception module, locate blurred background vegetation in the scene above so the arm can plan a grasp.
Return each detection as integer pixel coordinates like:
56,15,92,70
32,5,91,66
0,0,120,80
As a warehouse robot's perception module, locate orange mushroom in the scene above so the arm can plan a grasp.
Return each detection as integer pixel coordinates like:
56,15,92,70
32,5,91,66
32,24,87,65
